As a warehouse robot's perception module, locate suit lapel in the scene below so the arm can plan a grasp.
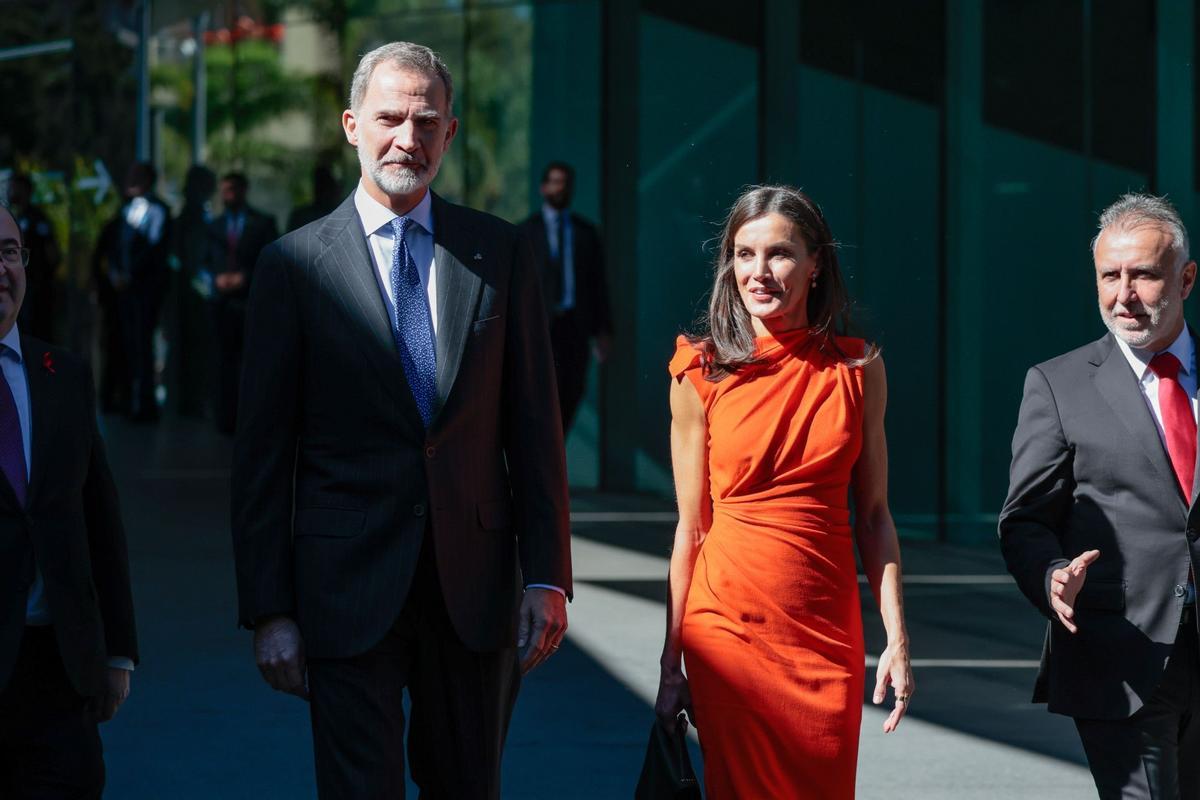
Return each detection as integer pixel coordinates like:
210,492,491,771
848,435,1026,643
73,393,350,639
431,195,483,424
1188,327,1200,510
1092,334,1185,510
315,195,426,432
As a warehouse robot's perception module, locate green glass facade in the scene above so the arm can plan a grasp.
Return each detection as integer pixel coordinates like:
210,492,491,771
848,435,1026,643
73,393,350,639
3,0,1199,543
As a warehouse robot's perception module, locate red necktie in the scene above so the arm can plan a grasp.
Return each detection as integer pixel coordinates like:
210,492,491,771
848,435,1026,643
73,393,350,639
1150,352,1197,502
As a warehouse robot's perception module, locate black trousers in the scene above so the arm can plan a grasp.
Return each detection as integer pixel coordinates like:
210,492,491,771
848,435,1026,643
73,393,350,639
306,538,520,799
116,286,161,421
550,310,591,434
1075,610,1200,799
0,626,104,800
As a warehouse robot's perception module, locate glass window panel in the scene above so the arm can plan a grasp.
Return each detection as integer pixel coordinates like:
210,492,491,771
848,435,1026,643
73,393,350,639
983,0,1084,153
635,10,759,494
1091,1,1154,172
857,0,945,105
641,0,761,48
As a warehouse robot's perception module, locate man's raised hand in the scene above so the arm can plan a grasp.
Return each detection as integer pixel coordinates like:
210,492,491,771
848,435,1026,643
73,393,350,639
1050,549,1100,634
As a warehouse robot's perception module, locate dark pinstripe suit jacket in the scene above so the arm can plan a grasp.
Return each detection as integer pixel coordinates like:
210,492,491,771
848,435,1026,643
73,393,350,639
1000,331,1200,720
231,191,571,657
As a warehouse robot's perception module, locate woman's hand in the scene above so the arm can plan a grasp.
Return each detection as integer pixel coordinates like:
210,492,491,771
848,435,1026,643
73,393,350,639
873,639,913,733
655,666,694,727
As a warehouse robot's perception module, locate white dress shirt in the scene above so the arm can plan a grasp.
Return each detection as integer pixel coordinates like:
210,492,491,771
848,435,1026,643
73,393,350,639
1114,327,1199,446
354,183,438,335
4,328,38,623
123,196,166,246
353,185,565,599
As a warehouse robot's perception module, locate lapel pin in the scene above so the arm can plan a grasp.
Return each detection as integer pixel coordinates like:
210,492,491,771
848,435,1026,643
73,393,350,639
473,253,483,261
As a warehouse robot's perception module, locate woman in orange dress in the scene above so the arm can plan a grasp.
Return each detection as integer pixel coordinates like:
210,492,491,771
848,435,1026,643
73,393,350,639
654,185,914,798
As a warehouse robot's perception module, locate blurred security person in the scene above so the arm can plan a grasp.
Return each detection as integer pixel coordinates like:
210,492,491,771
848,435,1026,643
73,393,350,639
207,172,277,434
519,162,612,433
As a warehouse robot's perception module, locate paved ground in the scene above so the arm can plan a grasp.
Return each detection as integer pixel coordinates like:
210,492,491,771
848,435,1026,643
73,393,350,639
96,416,1096,798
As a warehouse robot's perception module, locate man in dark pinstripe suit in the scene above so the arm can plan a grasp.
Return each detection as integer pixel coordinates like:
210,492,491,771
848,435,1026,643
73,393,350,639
231,42,571,799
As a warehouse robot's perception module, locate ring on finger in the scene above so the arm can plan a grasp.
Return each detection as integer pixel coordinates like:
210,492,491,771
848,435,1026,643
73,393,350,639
896,694,910,703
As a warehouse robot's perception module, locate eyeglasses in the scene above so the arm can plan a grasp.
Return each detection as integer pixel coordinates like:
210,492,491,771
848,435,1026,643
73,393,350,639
0,247,29,267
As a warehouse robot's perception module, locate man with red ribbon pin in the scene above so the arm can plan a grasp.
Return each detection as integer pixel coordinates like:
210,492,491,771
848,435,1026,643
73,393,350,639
1001,193,1200,799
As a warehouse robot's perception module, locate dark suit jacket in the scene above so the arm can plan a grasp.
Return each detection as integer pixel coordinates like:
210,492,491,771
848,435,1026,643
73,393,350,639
99,194,172,301
518,211,612,337
208,206,280,301
1000,331,1200,720
232,192,572,657
0,338,137,698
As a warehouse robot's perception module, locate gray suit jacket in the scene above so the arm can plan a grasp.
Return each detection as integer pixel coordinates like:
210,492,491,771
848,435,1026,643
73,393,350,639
231,191,571,657
1000,331,1200,720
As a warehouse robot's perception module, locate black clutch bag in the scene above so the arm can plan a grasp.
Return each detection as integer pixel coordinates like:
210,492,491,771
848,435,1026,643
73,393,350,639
634,713,701,800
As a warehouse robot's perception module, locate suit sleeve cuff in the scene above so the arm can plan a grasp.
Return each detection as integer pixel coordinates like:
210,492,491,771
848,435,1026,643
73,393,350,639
107,657,135,671
525,584,567,598
1043,559,1071,612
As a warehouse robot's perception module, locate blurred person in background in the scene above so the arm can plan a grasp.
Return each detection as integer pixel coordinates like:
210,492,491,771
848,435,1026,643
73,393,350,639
518,162,612,434
172,165,217,418
6,174,59,343
94,162,171,422
206,172,277,435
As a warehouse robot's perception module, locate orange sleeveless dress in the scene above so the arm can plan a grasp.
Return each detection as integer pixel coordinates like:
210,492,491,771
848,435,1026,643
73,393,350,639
669,329,867,799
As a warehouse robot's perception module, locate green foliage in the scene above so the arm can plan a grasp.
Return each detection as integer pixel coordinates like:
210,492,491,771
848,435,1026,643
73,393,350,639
204,39,314,138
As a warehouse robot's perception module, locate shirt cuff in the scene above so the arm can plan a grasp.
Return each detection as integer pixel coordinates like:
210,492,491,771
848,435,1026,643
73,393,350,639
525,584,566,598
107,657,135,671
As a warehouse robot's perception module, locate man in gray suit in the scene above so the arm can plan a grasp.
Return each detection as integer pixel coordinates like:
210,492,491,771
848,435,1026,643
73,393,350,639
1001,193,1200,798
231,42,571,798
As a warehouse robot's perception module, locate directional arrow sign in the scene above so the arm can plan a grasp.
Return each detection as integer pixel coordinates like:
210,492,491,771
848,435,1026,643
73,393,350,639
75,159,112,205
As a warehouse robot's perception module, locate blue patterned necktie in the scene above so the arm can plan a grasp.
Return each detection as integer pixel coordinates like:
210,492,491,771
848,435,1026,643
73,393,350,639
389,217,437,427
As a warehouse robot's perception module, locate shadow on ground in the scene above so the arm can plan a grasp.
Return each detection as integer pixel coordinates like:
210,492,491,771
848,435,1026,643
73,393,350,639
98,417,1082,798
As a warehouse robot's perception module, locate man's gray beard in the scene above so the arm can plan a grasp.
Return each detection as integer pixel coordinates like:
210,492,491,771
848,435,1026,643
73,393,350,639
1100,296,1171,348
360,148,441,196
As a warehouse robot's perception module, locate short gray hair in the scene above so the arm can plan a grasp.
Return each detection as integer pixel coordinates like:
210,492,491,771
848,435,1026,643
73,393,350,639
349,42,454,113
1092,192,1190,263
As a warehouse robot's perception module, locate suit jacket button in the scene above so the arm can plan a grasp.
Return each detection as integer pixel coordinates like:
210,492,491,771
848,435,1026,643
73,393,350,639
1175,584,1187,598
425,446,436,459
413,504,426,517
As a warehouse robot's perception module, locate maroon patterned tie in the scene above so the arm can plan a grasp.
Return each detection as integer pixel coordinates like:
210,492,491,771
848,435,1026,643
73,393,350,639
0,368,27,507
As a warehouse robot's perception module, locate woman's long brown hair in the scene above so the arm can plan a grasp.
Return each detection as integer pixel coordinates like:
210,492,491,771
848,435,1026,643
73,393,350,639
692,185,879,379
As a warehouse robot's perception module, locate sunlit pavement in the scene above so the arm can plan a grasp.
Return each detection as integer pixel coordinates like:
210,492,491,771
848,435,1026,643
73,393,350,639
97,416,1094,798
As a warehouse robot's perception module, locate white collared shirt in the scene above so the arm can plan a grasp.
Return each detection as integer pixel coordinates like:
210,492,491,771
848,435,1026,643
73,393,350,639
1114,327,1200,451
354,182,438,336
123,196,166,245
